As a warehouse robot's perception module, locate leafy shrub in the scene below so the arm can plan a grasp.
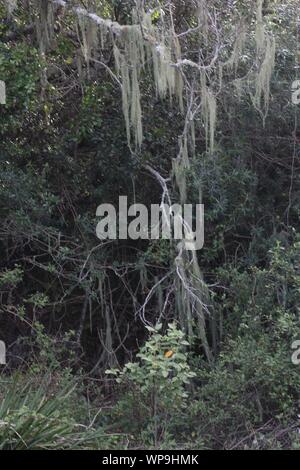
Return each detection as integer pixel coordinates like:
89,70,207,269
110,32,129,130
106,323,196,447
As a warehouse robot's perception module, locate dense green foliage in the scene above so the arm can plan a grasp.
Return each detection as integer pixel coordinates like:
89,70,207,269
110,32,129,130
0,0,300,449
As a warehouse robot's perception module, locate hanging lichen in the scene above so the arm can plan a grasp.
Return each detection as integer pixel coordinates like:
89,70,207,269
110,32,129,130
112,23,145,148
77,14,99,64
200,71,217,154
256,0,266,55
253,35,276,123
120,57,131,146
172,134,189,204
226,21,247,71
110,5,184,149
35,0,55,55
130,66,143,148
5,0,17,17
190,118,196,157
173,36,184,112
175,248,213,364
29,1,184,149
152,39,175,100
77,16,89,62
197,0,209,42
234,78,244,101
